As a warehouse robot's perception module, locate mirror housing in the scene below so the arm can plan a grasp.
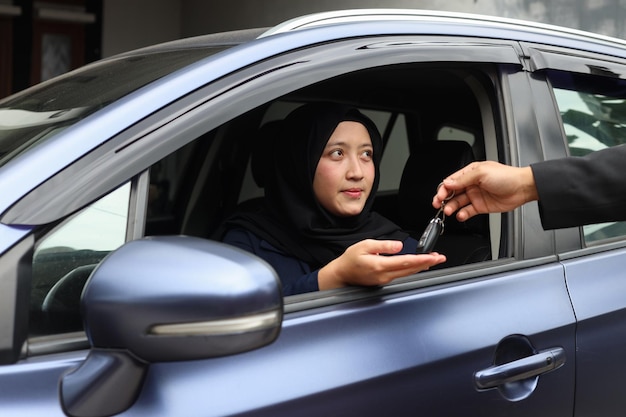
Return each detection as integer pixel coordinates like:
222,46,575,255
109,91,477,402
61,236,283,417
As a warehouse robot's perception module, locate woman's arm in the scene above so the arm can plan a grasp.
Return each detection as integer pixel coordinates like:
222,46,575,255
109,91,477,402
317,239,445,290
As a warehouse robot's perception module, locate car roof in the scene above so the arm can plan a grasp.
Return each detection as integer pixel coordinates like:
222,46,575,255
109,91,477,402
114,9,626,60
262,9,626,50
3,8,626,224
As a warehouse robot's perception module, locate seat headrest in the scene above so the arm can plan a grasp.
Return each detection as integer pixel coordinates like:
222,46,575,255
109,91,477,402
251,120,283,188
398,140,485,234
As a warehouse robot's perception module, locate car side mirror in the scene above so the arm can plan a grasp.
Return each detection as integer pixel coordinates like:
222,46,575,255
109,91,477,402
60,236,283,417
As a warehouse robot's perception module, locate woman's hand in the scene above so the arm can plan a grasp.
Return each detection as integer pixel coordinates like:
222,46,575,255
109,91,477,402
318,239,446,290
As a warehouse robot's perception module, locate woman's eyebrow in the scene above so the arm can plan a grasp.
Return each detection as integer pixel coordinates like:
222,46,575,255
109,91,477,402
324,140,346,148
324,140,372,149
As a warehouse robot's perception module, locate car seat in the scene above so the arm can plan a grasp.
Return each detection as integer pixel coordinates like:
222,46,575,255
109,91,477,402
250,119,283,189
398,140,491,266
230,119,283,215
212,119,283,240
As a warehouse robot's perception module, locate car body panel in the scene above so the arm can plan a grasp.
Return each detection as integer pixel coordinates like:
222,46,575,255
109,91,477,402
0,264,575,416
562,247,626,416
0,351,86,417
0,224,31,252
124,265,576,416
1,8,626,417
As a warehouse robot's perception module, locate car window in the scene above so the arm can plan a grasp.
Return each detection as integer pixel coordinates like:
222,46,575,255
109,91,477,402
29,183,131,336
549,70,626,244
139,63,502,300
236,105,408,200
378,112,409,192
22,48,510,340
437,125,476,144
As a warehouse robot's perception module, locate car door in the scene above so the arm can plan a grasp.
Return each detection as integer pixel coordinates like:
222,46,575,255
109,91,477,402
524,43,626,417
0,29,576,416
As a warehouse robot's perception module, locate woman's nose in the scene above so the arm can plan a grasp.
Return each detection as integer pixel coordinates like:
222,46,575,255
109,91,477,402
346,156,364,179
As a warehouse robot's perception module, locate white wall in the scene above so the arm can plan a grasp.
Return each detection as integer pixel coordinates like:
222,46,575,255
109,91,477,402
179,0,624,39
182,0,588,36
102,0,182,57
180,0,497,36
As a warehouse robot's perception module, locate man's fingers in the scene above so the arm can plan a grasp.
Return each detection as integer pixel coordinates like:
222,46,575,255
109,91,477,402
434,183,455,206
433,163,483,209
456,205,479,222
443,162,483,188
439,192,464,214
434,191,475,220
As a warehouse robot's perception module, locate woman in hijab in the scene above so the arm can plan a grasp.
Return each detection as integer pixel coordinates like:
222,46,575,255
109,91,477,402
222,103,446,295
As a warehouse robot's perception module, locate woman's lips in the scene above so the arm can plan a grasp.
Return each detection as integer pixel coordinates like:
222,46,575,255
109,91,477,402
342,188,363,198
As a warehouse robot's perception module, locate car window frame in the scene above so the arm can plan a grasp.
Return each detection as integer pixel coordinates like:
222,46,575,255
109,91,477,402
522,43,626,77
548,72,626,247
522,41,626,254
24,172,148,349
2,35,523,226
13,36,531,327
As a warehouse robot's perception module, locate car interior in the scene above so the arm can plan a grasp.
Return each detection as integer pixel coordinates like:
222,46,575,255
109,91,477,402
30,62,505,337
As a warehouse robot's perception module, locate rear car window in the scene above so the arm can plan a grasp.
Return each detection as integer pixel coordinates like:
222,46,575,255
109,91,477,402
549,70,626,243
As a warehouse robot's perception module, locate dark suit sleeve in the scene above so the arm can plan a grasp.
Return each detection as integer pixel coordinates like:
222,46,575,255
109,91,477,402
531,144,626,229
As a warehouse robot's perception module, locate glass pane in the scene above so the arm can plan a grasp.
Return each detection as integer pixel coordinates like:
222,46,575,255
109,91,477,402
30,183,130,336
551,76,626,244
437,125,475,145
0,46,229,169
378,113,408,192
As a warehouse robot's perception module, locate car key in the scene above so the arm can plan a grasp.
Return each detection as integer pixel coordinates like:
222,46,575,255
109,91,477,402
415,185,454,254
415,216,444,254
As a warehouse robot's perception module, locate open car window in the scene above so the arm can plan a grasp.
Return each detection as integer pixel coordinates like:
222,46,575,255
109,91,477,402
143,62,504,299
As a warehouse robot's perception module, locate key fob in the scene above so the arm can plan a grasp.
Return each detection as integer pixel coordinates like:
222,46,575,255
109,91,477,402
415,217,443,254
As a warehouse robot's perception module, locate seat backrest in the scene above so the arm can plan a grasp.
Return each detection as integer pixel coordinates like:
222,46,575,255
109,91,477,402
250,119,283,189
211,119,282,240
398,140,490,266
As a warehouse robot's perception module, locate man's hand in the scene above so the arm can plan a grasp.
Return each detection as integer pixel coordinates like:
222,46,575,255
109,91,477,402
432,161,538,221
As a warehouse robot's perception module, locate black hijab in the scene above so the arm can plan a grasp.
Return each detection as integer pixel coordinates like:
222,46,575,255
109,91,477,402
226,102,408,268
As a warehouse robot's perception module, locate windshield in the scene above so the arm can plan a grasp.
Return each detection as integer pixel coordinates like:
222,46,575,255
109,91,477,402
0,46,229,168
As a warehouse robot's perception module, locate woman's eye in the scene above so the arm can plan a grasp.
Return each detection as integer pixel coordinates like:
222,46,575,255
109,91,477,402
361,150,373,161
330,149,343,158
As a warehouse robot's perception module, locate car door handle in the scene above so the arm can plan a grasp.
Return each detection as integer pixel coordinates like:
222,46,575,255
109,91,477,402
474,347,566,390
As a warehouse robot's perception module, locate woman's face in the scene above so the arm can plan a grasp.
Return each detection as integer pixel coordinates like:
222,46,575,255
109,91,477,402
313,121,375,217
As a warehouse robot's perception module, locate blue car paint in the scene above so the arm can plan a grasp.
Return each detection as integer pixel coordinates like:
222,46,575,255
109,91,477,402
118,264,575,416
0,224,32,255
0,351,86,417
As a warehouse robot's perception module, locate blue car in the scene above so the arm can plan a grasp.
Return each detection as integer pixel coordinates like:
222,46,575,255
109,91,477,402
2,9,626,416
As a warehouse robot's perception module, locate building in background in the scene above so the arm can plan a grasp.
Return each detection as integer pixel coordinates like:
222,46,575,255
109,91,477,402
1,0,625,99
0,0,102,98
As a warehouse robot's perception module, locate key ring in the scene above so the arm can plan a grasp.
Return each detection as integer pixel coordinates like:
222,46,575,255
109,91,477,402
437,182,456,203
436,182,455,225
